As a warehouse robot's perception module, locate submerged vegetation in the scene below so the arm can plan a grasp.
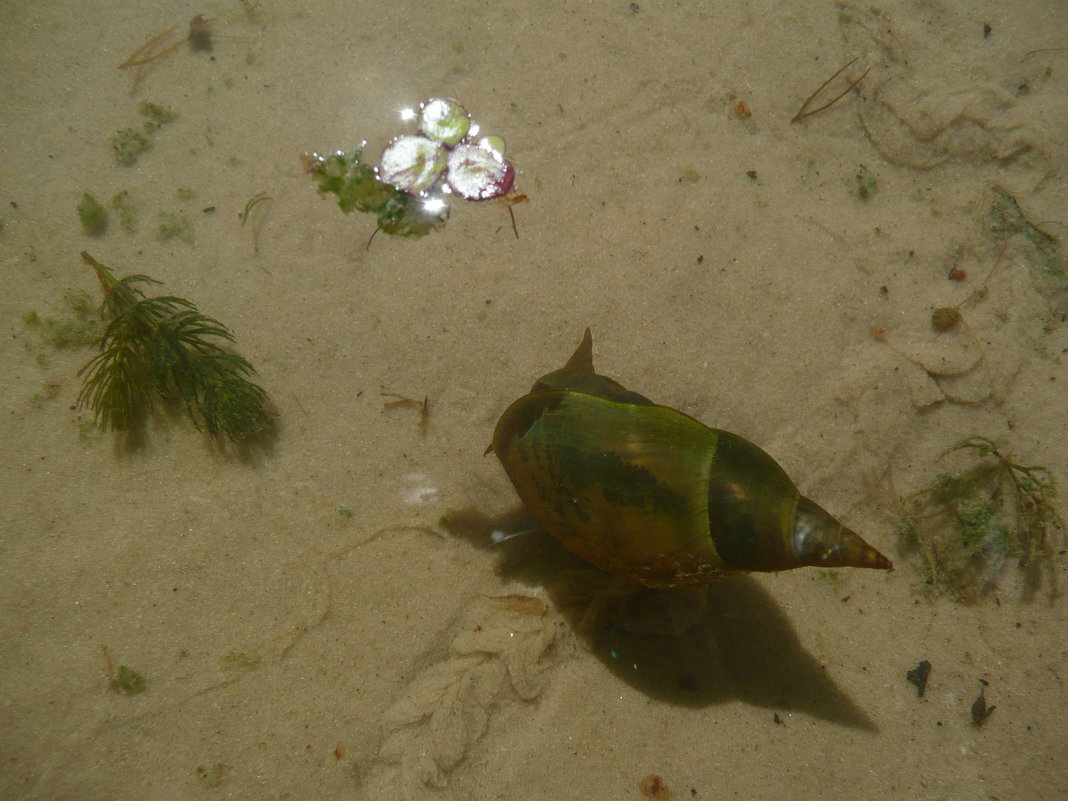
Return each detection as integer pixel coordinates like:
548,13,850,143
899,437,1064,601
77,193,109,236
101,645,146,695
76,251,271,443
111,102,178,165
987,188,1066,303
23,290,101,350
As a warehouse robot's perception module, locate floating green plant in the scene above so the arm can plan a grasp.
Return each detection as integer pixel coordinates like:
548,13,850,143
305,97,523,240
76,251,271,442
304,148,448,239
899,437,1064,601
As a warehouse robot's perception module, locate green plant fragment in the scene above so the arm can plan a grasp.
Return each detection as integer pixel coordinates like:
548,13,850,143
988,189,1066,301
305,149,447,238
111,102,178,165
112,128,151,165
113,665,146,694
240,191,272,225
111,191,137,232
77,193,109,236
157,211,194,243
76,251,272,443
24,291,102,348
140,101,178,126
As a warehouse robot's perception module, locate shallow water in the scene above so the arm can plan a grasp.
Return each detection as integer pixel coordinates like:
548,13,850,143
2,1,1067,799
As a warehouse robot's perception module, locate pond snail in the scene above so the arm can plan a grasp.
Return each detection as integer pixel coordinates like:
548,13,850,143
489,329,892,588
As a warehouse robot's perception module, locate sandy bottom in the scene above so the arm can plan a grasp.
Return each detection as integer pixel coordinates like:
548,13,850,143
2,1,1067,799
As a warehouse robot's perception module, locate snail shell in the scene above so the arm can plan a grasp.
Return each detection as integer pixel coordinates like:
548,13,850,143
490,329,891,589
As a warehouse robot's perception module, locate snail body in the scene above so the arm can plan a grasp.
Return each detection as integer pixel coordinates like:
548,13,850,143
490,329,891,588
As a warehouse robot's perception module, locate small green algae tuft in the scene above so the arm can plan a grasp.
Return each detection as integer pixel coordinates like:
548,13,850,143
898,437,1064,601
157,211,194,243
111,191,138,233
113,665,146,694
111,102,178,165
101,645,147,694
111,128,151,165
23,291,102,349
987,188,1065,304
140,101,178,125
77,193,109,236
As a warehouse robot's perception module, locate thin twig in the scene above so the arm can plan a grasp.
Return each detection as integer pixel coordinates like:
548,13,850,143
1022,47,1067,59
791,57,871,123
118,25,180,68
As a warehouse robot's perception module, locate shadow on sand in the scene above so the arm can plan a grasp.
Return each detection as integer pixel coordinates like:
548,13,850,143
443,505,877,731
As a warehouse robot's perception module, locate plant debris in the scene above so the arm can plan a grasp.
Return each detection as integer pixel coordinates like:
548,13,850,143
639,774,673,800
118,13,253,91
111,102,178,165
906,659,932,696
791,56,871,123
971,686,995,726
899,437,1063,601
381,390,430,437
101,645,146,694
987,188,1066,305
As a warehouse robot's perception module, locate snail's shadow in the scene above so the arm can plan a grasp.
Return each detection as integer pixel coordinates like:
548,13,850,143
443,506,877,731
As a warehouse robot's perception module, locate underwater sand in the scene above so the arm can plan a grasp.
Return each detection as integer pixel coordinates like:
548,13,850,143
2,0,1067,798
